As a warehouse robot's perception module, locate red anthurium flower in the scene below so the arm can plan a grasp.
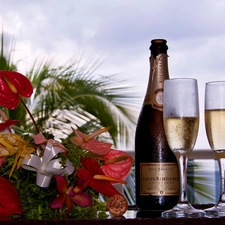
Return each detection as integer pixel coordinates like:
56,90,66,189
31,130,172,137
0,71,33,109
0,176,22,220
70,128,112,155
101,149,133,181
50,175,92,214
77,158,126,198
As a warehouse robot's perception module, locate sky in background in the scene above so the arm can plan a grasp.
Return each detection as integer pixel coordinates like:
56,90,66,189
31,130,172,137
1,0,225,150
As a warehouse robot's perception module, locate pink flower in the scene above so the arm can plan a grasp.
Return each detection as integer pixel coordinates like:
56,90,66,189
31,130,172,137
71,127,133,182
34,132,68,155
70,127,112,155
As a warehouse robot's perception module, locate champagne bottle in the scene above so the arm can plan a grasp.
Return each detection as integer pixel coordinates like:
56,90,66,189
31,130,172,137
135,39,179,215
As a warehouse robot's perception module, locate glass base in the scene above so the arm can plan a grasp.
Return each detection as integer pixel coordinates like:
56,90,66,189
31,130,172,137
161,203,206,218
205,202,225,217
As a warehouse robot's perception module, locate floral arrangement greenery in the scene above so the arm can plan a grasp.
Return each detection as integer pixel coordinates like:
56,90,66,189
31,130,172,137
0,71,133,220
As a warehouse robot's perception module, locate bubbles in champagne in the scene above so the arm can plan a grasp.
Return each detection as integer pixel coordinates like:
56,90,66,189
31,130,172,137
163,117,199,153
205,109,225,150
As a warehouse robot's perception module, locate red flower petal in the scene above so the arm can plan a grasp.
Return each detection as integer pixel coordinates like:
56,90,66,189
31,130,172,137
0,176,22,218
101,149,133,180
50,193,73,214
65,195,72,214
0,89,20,109
0,119,20,131
78,158,121,198
50,176,73,214
81,158,105,176
0,71,33,97
75,169,92,190
89,178,121,198
0,71,33,109
50,192,67,209
71,192,92,207
54,175,68,194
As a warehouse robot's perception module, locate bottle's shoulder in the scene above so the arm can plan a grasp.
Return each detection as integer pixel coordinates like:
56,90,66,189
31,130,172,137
137,105,163,125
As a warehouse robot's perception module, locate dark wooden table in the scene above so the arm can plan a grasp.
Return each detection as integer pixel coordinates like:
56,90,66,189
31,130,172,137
1,205,225,225
1,217,225,225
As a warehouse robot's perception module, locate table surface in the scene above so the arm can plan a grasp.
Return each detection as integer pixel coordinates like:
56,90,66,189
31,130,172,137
1,205,225,225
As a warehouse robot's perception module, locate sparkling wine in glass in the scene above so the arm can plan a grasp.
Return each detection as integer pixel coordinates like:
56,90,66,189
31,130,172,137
204,81,225,217
161,78,206,218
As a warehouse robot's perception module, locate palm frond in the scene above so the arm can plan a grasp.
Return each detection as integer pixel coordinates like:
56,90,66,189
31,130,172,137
0,32,139,148
25,62,138,147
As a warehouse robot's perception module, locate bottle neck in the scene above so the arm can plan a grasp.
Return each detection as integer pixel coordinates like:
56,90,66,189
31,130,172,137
143,53,169,111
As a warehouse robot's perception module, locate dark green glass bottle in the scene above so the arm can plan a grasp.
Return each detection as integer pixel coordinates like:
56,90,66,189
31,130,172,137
135,39,179,216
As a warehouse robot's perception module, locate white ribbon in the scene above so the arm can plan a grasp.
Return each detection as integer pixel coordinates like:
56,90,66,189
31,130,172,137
21,141,74,187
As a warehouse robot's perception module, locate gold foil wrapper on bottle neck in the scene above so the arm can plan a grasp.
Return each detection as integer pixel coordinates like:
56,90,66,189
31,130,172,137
144,53,169,111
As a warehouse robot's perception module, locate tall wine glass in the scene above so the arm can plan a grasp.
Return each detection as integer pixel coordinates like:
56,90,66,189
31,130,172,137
161,78,206,218
204,81,225,217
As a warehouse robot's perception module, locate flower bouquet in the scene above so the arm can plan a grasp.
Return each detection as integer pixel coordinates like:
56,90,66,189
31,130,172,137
0,71,133,220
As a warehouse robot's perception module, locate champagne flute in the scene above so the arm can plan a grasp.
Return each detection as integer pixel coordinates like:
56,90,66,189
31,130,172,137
204,81,225,217
161,78,206,218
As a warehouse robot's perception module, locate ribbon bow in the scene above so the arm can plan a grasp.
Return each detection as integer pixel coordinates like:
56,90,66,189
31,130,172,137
21,141,74,187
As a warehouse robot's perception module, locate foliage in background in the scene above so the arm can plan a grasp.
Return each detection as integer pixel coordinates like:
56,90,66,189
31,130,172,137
0,32,138,148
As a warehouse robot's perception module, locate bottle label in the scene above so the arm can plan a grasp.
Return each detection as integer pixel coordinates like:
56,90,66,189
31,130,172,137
144,54,169,111
140,162,179,196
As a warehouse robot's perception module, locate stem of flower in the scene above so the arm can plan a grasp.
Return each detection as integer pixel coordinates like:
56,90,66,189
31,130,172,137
21,98,40,134
38,204,42,220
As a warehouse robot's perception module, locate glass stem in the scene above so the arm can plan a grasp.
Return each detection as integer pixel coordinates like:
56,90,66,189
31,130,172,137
176,152,189,204
218,158,225,203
